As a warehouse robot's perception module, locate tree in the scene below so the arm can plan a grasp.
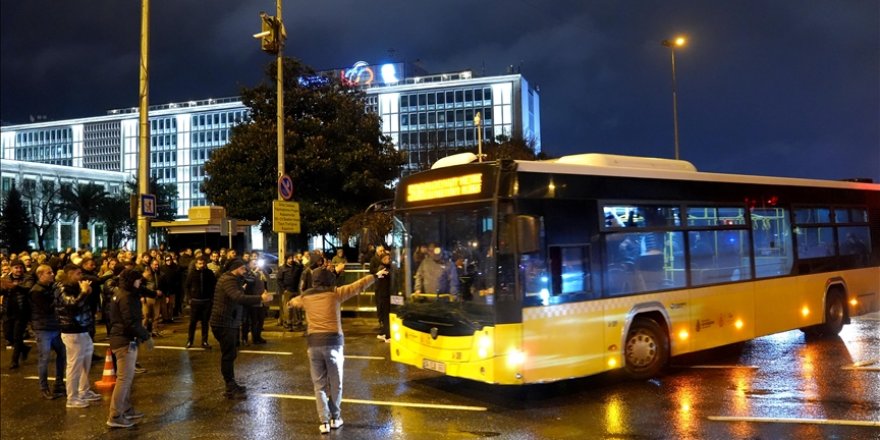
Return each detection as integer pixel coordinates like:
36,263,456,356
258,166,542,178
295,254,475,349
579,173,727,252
203,57,404,246
98,193,136,249
21,180,64,251
59,182,108,233
0,184,32,252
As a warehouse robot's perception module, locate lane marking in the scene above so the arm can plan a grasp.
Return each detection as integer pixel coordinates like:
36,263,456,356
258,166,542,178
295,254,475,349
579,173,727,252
346,355,385,360
260,393,487,412
675,365,758,369
239,350,293,356
842,366,880,371
708,416,880,427
851,359,878,367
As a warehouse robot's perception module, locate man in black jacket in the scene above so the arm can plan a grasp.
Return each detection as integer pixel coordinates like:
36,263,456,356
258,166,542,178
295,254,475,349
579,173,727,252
56,263,101,408
107,269,154,428
277,253,303,330
184,256,216,349
29,264,66,399
3,260,31,369
210,259,272,399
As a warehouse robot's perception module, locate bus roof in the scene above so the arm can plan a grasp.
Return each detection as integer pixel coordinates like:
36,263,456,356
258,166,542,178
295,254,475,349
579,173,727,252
514,153,880,192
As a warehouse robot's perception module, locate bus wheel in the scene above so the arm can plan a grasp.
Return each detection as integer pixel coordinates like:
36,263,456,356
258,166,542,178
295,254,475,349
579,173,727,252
820,291,846,336
624,318,669,380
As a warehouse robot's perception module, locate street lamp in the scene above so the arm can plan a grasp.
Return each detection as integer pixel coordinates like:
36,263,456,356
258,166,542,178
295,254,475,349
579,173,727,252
474,112,484,162
661,36,686,160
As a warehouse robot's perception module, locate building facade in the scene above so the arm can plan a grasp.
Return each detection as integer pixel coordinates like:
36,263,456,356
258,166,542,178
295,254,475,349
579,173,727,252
1,63,540,249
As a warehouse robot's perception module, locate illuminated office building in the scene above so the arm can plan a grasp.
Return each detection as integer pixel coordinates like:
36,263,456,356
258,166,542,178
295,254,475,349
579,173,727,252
1,62,541,221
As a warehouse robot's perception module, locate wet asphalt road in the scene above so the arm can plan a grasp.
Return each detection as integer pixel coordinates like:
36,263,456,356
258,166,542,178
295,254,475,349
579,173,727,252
1,313,878,440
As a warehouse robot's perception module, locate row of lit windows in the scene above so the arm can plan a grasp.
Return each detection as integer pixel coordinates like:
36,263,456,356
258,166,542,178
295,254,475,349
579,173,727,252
14,145,72,161
150,118,178,132
151,151,177,164
191,129,229,145
190,148,213,163
191,111,248,129
401,88,493,111
401,107,494,128
398,127,498,147
15,129,72,144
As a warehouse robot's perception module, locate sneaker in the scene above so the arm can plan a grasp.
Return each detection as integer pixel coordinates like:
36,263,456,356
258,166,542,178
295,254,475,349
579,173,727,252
377,334,387,340
81,390,103,401
201,342,211,349
319,423,331,434
185,341,193,349
224,383,247,400
123,408,145,419
330,418,344,429
66,400,89,409
106,415,135,428
41,389,58,400
134,364,147,374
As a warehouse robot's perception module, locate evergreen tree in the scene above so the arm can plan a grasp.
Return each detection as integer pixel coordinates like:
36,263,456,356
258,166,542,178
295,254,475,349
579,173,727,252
0,184,33,252
203,57,403,245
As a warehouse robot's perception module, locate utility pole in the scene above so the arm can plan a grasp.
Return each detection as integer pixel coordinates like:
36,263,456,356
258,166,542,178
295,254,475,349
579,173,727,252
275,0,285,263
137,0,151,256
254,3,288,260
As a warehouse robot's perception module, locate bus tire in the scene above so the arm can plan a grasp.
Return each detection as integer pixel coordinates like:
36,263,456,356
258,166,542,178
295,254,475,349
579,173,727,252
624,318,669,380
820,290,846,336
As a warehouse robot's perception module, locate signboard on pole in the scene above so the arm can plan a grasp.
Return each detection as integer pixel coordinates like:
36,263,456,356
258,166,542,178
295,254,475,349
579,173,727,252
273,200,301,233
141,194,157,217
278,174,294,201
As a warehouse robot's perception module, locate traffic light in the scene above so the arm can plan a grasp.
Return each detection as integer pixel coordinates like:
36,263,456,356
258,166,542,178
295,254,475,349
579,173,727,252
254,12,286,55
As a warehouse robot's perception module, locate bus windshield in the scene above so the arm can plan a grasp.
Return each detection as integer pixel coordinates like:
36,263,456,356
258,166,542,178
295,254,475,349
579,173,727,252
395,203,496,329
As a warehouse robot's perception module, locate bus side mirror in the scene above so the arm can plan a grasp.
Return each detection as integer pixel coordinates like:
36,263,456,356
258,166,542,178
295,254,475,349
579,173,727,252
516,215,539,254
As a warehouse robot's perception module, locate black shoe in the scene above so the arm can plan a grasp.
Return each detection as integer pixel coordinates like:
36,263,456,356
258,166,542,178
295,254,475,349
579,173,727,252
201,342,211,349
9,363,19,370
22,345,31,362
224,383,247,399
41,389,57,400
253,338,267,345
185,341,193,349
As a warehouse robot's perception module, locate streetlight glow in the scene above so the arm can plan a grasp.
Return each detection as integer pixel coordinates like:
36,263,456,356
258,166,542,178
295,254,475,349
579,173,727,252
660,35,688,160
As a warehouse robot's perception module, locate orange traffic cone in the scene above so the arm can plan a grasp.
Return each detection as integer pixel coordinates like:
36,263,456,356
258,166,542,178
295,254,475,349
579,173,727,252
94,348,116,390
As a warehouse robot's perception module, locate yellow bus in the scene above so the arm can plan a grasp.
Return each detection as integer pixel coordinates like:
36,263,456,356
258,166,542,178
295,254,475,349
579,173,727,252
388,153,880,384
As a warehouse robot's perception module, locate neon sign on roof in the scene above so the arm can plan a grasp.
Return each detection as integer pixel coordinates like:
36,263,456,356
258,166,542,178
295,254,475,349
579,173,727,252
339,61,401,87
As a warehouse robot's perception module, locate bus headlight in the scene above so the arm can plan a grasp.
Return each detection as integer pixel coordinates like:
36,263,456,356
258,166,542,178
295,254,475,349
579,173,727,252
477,334,492,358
507,348,526,368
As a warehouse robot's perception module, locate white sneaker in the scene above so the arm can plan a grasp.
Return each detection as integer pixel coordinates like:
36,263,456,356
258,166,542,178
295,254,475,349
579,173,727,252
319,422,330,434
376,334,386,340
81,390,103,401
66,400,89,409
330,418,343,429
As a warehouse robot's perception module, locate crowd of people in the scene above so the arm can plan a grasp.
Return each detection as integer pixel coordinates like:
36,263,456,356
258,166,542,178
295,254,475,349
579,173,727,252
0,244,394,433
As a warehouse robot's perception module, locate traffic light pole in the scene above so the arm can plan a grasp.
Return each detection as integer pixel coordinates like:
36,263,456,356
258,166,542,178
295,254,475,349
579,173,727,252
137,0,151,256
276,0,286,266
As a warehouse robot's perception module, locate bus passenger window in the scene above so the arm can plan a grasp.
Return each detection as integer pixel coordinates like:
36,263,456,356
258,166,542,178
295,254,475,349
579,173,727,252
549,246,591,296
751,208,793,277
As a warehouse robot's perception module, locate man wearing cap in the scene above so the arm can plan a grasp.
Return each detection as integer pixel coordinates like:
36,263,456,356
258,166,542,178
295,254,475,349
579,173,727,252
210,259,272,399
289,262,388,434
3,260,31,369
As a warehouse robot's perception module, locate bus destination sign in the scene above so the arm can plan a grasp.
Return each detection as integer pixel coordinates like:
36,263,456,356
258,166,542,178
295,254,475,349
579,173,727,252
406,173,483,202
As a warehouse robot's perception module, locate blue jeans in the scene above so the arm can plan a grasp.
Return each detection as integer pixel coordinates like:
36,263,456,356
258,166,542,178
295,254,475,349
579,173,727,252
307,345,344,423
35,330,66,390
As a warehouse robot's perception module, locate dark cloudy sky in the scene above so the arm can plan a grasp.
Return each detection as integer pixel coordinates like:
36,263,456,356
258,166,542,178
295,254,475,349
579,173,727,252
2,1,878,181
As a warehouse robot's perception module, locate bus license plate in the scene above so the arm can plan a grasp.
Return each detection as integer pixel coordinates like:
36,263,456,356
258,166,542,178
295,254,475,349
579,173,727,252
390,295,404,306
423,359,446,374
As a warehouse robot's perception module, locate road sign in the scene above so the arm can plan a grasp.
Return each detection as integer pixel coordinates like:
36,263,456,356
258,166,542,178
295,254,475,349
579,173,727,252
273,200,301,234
141,194,157,217
278,174,294,201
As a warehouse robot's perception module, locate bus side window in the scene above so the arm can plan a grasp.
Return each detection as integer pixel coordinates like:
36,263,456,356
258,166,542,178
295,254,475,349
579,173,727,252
751,207,793,277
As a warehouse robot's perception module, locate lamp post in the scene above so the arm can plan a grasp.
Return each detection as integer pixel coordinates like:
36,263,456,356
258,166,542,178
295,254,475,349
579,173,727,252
661,36,686,160
474,112,483,162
